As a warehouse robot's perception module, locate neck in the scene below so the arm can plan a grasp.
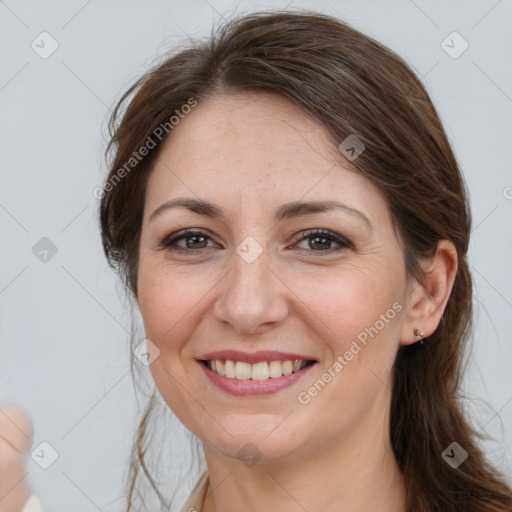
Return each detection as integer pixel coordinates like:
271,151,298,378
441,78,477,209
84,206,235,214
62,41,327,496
201,396,406,511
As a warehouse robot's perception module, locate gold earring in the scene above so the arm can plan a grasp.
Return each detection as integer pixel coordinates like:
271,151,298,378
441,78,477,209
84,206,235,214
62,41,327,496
413,327,425,345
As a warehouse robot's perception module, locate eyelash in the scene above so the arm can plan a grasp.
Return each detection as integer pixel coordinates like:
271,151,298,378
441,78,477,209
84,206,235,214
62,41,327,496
160,229,352,255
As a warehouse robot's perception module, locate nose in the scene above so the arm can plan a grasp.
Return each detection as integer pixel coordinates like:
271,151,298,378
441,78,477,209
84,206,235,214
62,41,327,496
213,247,289,334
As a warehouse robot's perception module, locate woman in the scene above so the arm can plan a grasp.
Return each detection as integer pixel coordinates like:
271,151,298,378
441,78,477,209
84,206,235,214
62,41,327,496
7,10,512,512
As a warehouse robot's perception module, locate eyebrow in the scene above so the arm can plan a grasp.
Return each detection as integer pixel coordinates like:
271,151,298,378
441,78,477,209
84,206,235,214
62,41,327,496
149,198,372,228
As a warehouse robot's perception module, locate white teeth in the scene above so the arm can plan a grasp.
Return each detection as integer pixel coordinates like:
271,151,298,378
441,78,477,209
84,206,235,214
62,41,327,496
235,361,252,379
207,359,311,380
251,361,270,380
216,360,225,376
224,360,236,378
269,360,283,378
282,360,294,375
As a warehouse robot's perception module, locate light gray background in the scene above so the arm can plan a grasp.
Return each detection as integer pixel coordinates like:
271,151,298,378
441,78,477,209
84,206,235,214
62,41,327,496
1,1,511,511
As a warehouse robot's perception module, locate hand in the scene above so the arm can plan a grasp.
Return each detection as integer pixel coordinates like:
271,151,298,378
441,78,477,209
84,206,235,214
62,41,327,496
0,406,34,512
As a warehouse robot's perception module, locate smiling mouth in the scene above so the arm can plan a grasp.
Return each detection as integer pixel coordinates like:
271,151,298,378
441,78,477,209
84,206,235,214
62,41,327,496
200,359,317,380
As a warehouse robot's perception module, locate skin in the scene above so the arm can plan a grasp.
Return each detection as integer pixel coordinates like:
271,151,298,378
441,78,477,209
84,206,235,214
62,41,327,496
0,406,33,512
137,92,458,512
0,92,458,511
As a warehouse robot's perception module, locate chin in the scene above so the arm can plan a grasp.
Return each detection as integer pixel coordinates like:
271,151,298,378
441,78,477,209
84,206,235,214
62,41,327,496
202,418,310,465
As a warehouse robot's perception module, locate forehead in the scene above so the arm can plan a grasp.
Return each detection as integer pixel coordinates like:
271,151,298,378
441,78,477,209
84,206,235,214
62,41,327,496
159,92,337,171
145,92,386,224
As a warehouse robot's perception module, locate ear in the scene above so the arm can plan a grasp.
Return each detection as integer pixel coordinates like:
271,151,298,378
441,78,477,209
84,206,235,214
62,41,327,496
399,240,458,346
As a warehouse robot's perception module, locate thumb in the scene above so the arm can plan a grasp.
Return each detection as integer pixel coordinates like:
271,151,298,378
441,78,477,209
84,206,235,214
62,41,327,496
0,405,34,454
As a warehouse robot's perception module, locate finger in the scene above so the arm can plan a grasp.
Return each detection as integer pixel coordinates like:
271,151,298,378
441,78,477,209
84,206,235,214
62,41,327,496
0,406,34,454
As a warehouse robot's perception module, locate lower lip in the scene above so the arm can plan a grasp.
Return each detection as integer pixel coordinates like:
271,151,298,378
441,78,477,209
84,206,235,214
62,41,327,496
197,360,317,396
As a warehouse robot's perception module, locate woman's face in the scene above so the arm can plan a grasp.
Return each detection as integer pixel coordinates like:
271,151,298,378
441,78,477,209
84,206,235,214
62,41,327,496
137,92,412,464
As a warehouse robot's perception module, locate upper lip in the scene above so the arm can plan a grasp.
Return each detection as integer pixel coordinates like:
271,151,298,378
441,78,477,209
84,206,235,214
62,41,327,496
197,350,317,364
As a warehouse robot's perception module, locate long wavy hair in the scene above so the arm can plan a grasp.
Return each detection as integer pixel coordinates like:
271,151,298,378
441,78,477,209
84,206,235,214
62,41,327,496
99,10,512,512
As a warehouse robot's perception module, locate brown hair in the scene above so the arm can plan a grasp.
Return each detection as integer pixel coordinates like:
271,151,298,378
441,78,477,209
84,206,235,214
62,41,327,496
99,10,512,512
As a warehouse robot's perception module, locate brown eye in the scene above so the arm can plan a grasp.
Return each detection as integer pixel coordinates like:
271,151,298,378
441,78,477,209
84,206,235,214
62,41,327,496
161,230,214,251
184,234,208,249
293,229,351,253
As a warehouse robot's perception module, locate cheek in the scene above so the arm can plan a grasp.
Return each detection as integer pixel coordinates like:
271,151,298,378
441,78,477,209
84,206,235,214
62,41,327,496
292,267,403,430
293,262,403,350
138,264,200,344
136,262,213,429
137,257,223,369
293,265,403,406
